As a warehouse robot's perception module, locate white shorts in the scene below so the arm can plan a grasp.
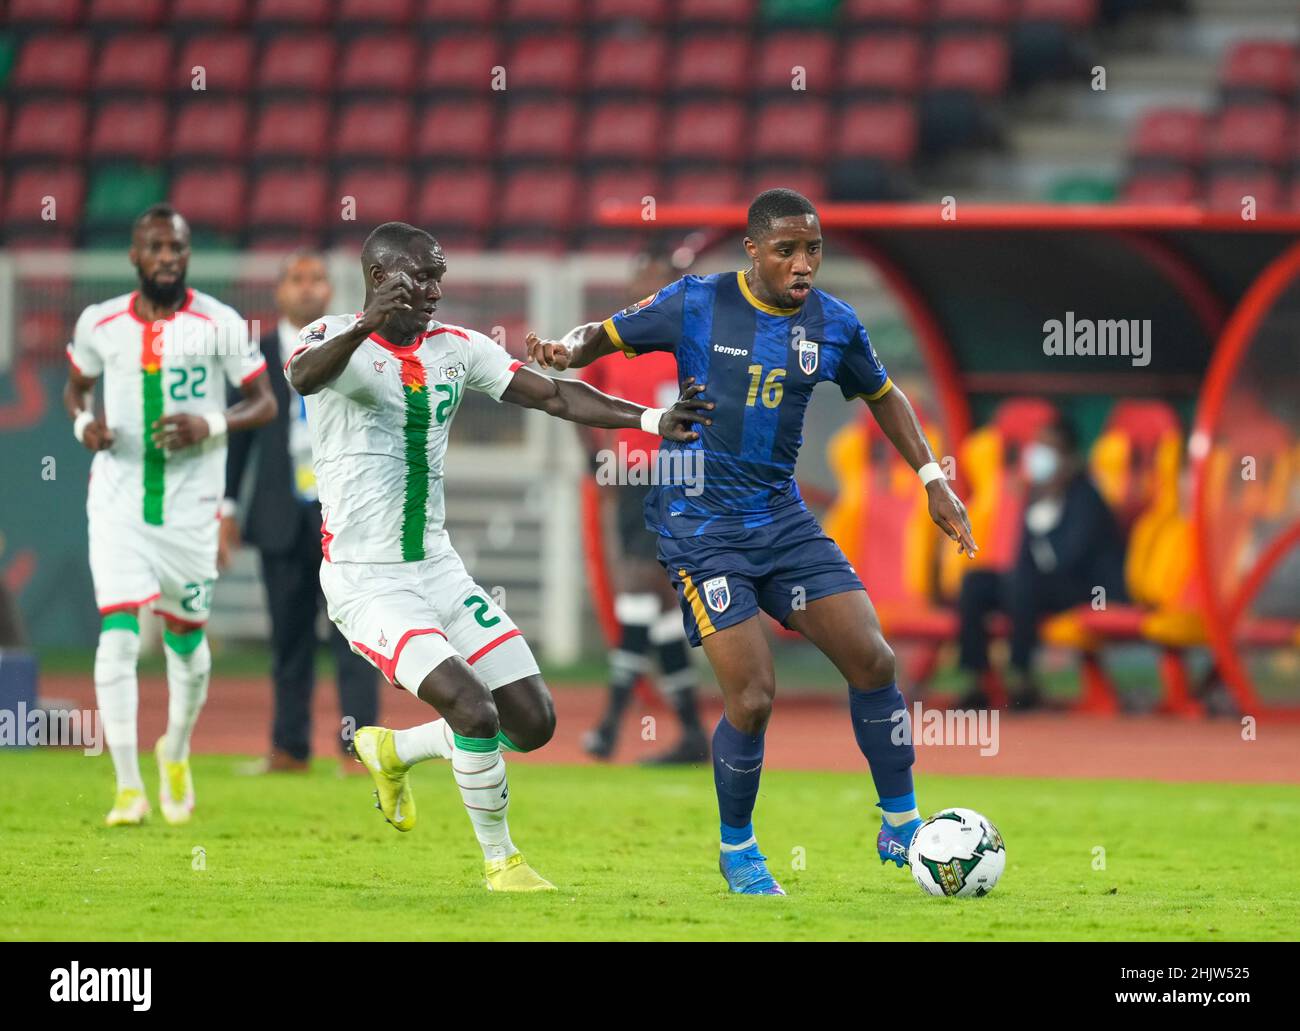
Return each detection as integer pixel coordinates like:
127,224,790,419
319,544,541,695
87,505,219,626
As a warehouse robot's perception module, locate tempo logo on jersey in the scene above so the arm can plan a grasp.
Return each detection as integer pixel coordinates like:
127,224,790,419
796,339,819,375
703,576,731,614
49,963,151,1011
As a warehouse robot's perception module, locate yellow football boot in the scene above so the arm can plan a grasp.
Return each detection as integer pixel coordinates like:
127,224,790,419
353,726,416,831
484,853,557,892
105,787,149,827
155,738,195,825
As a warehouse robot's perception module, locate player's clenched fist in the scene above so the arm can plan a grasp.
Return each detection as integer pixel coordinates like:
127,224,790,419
357,271,415,333
79,418,115,452
152,413,210,451
525,332,571,371
657,377,715,443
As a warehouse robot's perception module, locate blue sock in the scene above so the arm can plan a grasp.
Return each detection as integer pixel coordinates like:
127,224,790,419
848,681,916,804
713,716,764,844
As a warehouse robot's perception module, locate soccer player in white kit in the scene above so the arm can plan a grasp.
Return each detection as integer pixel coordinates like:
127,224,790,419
63,206,277,827
287,222,711,891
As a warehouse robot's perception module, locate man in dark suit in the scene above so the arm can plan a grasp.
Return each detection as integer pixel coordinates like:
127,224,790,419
219,251,378,773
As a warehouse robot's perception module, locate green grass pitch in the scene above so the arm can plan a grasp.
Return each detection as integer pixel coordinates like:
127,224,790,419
2,749,1297,941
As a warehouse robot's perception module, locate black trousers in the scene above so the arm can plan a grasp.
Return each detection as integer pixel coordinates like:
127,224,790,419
259,505,378,759
957,566,1093,674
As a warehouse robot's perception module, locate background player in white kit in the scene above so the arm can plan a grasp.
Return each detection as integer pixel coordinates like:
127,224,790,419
287,222,711,892
64,206,277,826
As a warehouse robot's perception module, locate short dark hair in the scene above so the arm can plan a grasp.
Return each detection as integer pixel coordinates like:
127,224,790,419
360,221,439,270
746,188,818,241
1045,414,1080,455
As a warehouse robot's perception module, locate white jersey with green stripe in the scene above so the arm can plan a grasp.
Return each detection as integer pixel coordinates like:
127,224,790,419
67,288,266,530
287,314,523,564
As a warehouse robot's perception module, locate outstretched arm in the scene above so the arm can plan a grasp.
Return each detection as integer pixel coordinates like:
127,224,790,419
501,369,712,442
525,324,619,371
867,383,978,557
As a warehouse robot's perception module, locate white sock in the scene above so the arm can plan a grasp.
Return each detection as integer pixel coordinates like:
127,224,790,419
94,624,143,791
451,735,516,861
884,808,922,827
161,629,211,762
393,719,454,765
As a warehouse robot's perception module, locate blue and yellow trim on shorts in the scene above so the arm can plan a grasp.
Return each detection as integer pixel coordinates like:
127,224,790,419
602,316,637,359
678,568,717,639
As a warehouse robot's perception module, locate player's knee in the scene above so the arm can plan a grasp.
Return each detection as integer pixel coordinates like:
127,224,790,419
451,693,500,740
508,695,556,753
862,637,896,689
730,675,775,733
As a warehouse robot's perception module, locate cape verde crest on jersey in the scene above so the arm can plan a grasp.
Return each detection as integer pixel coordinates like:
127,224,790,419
703,575,731,614
797,338,819,375
619,290,659,318
441,361,467,381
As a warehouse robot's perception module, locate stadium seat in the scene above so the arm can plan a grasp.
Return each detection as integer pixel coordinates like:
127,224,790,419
1207,104,1290,167
87,0,167,27
84,165,166,228
500,100,580,160
94,34,174,92
413,169,495,231
590,0,670,25
834,100,919,162
934,0,1013,27
504,0,583,24
664,168,744,204
671,35,751,94
500,168,579,227
415,100,495,160
334,100,415,161
841,33,924,94
754,99,833,161
588,33,668,94
1088,400,1183,532
422,0,498,25
337,0,415,27
754,31,837,93
679,0,757,25
7,100,87,161
505,33,584,92
170,166,247,231
251,100,332,162
584,166,661,228
248,168,330,231
253,0,333,28
840,0,930,27
583,101,662,162
11,35,94,94
421,34,501,93
8,0,82,27
927,33,1010,96
334,169,414,228
1120,170,1197,206
258,34,336,93
89,99,170,164
666,101,748,163
338,36,419,96
3,167,85,228
1219,41,1298,101
1020,0,1098,28
1129,108,1206,167
172,0,252,28
176,35,256,93
1206,170,1283,214
172,99,250,161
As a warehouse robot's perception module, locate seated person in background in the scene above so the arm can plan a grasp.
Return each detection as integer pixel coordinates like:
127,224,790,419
956,415,1127,710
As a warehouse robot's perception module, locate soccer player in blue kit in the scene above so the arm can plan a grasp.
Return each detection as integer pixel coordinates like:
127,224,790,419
527,190,978,895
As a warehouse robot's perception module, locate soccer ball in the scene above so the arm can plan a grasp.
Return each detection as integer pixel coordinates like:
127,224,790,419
908,807,1006,897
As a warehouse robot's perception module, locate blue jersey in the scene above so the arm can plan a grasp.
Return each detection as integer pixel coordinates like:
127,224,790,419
602,270,892,539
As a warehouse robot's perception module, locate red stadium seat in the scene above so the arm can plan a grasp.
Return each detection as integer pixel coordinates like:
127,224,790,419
834,100,919,162
95,34,173,92
172,99,250,161
748,166,827,202
170,167,247,230
1129,108,1206,165
414,169,495,231
337,0,415,26
666,100,747,162
338,36,419,95
1208,104,1290,166
335,169,414,227
927,33,1010,96
251,100,332,161
89,99,169,163
934,0,1013,25
1206,170,1283,214
248,169,330,231
88,0,167,27
3,168,85,227
504,0,583,23
754,32,837,94
1020,0,1097,28
671,35,751,94
172,0,251,27
422,0,498,24
8,0,82,27
583,101,663,162
415,100,495,160
8,100,87,160
501,168,579,227
1220,41,1298,100
665,169,744,205
500,100,580,159
841,0,930,26
841,33,923,94
678,0,756,25
335,100,415,160
584,166,661,226
1120,171,1197,207
258,34,336,93
176,35,255,93
590,0,669,24
588,34,668,94
253,0,333,28
506,34,584,92
11,35,94,94
754,99,833,161
422,34,502,92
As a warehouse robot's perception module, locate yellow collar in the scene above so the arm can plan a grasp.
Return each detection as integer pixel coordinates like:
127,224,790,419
737,270,799,316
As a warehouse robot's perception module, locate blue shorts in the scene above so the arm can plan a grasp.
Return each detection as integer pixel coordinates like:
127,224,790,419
656,506,866,647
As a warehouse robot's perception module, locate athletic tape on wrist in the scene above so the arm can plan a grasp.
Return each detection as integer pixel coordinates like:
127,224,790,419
73,410,94,444
640,407,667,435
918,461,946,486
204,411,229,439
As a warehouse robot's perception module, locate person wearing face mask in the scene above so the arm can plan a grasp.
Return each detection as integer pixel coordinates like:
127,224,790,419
956,415,1127,709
